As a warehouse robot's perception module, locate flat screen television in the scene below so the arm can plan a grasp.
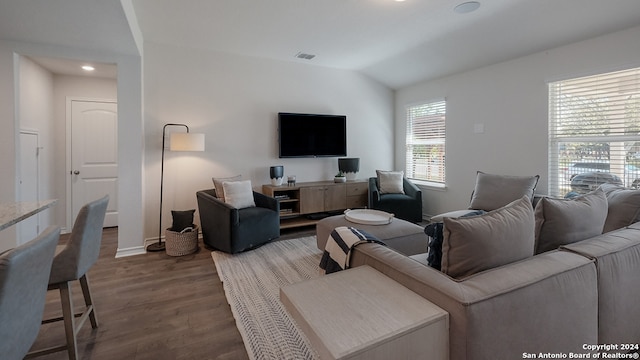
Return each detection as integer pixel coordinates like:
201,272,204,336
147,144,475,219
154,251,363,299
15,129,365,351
278,112,347,158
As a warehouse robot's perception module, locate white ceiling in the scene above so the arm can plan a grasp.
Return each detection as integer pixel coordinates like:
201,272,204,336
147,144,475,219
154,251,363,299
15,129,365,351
1,0,640,88
0,0,138,56
26,56,118,79
131,0,640,88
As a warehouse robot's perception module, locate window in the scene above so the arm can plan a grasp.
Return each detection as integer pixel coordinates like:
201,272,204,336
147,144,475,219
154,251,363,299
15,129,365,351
405,100,446,186
548,67,640,197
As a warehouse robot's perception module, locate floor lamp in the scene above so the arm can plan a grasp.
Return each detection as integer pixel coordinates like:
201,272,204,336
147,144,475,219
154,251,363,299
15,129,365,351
147,123,205,252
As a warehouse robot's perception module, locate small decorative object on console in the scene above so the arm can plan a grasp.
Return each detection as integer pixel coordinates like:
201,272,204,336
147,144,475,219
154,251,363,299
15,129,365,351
334,171,346,183
269,165,284,186
338,157,360,181
287,175,296,186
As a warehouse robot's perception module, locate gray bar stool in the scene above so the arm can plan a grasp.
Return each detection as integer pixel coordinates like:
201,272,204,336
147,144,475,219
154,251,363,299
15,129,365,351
0,226,60,360
27,195,109,360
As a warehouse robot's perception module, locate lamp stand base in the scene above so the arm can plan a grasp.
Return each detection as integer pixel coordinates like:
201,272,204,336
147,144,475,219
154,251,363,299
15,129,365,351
147,242,166,252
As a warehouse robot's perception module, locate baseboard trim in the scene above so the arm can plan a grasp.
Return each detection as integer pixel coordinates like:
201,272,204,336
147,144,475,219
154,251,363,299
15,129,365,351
115,245,146,258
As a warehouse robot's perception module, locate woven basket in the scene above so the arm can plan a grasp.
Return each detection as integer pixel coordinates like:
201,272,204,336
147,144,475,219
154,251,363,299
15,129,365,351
165,226,199,256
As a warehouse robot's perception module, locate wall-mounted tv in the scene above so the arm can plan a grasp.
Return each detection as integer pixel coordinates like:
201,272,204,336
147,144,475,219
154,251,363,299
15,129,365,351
278,112,347,158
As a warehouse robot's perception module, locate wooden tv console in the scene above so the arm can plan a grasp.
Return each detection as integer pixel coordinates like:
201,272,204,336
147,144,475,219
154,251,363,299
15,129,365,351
262,179,368,229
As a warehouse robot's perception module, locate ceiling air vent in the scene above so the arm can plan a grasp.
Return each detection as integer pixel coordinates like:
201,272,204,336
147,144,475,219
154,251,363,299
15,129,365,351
295,52,316,60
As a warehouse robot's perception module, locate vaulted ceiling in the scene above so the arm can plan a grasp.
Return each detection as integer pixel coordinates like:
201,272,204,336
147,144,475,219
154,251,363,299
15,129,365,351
2,0,640,88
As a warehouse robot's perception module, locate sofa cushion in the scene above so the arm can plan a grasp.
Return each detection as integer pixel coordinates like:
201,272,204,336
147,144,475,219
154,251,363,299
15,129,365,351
441,196,535,279
212,175,242,201
534,188,608,254
469,171,539,211
599,183,640,233
222,180,256,209
376,170,404,194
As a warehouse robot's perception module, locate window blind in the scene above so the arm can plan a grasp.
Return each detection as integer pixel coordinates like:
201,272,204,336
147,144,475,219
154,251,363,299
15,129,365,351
405,100,446,184
548,67,640,196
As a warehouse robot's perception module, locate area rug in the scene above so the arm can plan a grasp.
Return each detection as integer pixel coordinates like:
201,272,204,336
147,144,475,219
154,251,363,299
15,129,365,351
211,237,323,360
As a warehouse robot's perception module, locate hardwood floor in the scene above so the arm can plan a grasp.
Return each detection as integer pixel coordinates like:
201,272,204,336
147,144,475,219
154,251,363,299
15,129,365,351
28,226,314,360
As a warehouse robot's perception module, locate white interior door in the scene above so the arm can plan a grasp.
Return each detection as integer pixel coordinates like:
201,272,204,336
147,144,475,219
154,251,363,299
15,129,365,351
18,131,39,245
71,100,118,227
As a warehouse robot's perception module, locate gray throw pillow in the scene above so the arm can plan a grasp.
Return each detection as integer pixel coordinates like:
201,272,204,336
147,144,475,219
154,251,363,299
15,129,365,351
534,188,608,254
441,196,535,279
212,175,242,201
469,171,539,211
376,170,405,194
599,183,640,233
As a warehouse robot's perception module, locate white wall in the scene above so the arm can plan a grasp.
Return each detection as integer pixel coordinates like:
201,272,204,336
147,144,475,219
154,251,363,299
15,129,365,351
143,42,394,242
52,74,117,230
396,25,640,217
0,43,18,251
17,56,55,242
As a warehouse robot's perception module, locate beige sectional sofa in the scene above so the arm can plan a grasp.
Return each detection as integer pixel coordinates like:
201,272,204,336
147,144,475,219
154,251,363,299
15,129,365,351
350,219,640,360
351,244,596,359
351,224,640,360
561,222,640,345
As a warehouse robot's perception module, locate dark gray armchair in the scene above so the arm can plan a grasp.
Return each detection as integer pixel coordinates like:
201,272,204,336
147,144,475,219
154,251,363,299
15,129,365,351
368,177,423,223
196,189,280,253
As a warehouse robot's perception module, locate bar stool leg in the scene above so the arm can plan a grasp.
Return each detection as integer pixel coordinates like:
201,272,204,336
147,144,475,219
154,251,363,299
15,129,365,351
59,281,78,360
79,274,98,328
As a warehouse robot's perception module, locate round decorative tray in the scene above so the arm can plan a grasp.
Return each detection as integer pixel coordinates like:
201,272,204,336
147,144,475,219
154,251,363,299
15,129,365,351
344,209,394,225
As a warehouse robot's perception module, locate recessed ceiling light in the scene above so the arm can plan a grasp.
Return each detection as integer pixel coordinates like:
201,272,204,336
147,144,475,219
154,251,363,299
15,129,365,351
81,65,95,71
454,1,480,14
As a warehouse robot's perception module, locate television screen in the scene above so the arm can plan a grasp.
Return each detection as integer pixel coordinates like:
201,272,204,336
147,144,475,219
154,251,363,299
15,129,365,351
278,112,347,158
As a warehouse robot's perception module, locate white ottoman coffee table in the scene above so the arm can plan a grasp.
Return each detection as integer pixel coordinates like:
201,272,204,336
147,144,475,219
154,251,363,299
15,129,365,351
280,265,449,360
316,213,428,256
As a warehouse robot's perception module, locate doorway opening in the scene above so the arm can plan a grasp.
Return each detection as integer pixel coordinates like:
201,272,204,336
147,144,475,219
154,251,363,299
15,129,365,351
16,54,118,233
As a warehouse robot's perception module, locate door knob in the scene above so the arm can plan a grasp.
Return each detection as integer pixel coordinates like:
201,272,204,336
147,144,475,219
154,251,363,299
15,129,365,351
73,170,80,175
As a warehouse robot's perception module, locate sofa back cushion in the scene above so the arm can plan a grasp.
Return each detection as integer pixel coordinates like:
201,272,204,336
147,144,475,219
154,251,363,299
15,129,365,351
469,171,539,211
534,189,608,254
442,196,535,279
599,183,640,232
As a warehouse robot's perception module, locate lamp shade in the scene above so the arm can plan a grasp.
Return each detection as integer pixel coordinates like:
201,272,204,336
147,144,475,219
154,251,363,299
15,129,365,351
170,133,205,151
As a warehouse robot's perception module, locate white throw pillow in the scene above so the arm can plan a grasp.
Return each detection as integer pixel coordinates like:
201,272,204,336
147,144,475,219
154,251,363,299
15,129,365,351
376,170,404,194
222,180,256,209
212,175,242,201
